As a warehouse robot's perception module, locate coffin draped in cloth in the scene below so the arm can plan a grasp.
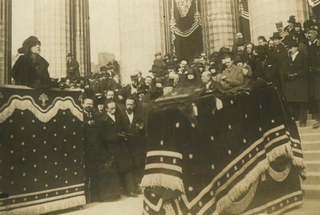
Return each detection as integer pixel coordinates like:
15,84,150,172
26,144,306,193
0,85,86,215
141,84,306,215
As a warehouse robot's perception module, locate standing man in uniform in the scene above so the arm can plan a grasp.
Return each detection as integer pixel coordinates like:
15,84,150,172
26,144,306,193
66,53,80,81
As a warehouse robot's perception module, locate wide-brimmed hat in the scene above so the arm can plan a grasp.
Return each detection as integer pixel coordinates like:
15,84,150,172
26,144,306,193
287,15,296,24
130,73,139,81
186,68,195,75
18,36,41,54
270,32,282,39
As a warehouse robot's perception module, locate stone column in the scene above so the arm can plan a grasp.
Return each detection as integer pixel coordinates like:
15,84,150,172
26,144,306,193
0,0,12,84
202,0,239,54
34,0,90,78
248,0,310,44
119,0,165,84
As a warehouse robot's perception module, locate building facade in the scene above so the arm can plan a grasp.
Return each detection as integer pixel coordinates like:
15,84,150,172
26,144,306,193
34,0,91,78
98,52,115,66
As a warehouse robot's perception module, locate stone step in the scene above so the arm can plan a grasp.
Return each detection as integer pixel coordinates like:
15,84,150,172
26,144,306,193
300,133,320,142
301,141,320,151
298,126,320,134
305,161,320,172
300,172,320,185
303,150,320,161
301,184,320,199
296,120,318,128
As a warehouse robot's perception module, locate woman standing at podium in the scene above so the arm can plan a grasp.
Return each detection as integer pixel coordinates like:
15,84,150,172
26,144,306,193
11,36,51,89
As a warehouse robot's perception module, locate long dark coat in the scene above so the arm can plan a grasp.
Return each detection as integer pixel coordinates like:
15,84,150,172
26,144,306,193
307,40,320,100
66,58,80,80
121,111,147,170
253,55,281,87
83,112,121,201
12,55,51,88
281,52,309,102
99,113,134,173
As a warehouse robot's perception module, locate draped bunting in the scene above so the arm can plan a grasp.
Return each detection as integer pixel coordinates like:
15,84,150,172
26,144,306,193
239,0,251,42
170,0,203,60
141,84,305,215
308,0,320,7
0,85,85,215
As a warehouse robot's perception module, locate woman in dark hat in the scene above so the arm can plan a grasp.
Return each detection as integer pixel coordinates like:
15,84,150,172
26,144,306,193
183,68,201,88
12,36,51,89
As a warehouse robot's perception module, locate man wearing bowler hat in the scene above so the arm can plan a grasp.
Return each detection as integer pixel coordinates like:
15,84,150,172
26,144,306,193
269,32,286,63
281,40,309,127
66,53,80,81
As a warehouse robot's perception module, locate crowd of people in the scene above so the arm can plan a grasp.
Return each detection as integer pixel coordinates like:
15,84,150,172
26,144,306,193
10,13,320,203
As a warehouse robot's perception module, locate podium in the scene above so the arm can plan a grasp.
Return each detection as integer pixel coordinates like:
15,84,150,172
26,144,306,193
141,85,306,215
0,85,86,215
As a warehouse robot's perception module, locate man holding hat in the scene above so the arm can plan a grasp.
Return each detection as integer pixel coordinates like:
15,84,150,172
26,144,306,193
66,53,80,81
281,40,309,127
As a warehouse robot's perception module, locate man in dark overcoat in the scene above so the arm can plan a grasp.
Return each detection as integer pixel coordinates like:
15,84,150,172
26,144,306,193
83,98,121,202
306,29,320,127
99,100,137,197
66,53,80,80
121,97,147,194
253,45,281,88
281,41,309,127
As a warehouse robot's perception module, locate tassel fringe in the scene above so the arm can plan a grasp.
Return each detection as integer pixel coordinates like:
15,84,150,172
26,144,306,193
214,141,306,215
0,96,83,123
140,174,185,193
0,196,85,215
267,142,293,162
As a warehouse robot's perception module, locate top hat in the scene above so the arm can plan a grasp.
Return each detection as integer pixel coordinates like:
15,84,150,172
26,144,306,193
18,36,41,54
163,78,174,87
270,32,283,39
287,15,296,24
